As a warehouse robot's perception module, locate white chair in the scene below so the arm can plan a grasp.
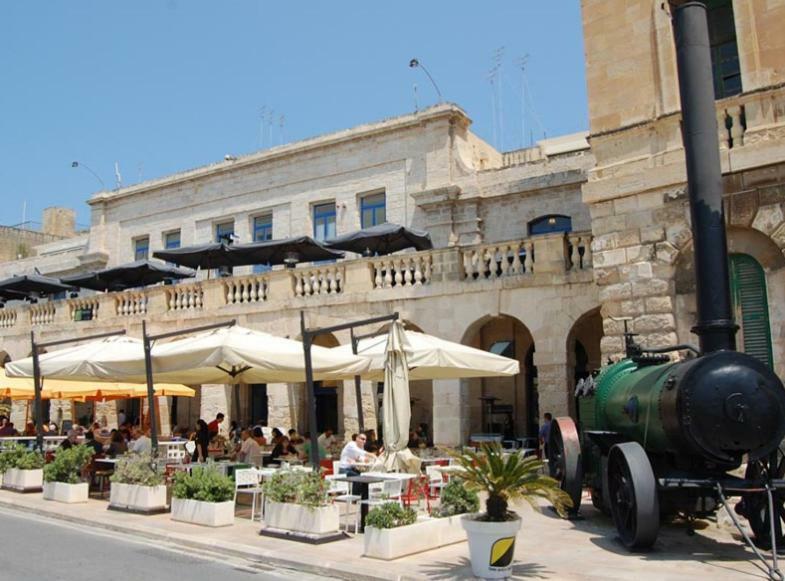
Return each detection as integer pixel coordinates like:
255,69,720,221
332,460,342,475
166,445,186,462
328,475,361,533
234,468,265,521
361,478,403,510
425,465,447,497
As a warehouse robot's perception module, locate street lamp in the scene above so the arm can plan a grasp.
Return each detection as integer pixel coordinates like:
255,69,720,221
409,58,444,103
71,161,106,190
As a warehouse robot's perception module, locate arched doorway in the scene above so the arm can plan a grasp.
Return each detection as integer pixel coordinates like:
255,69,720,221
463,315,534,439
566,308,603,421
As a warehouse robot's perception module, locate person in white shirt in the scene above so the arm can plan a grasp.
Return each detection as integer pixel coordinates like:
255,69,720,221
233,429,263,466
317,428,336,452
129,427,152,454
339,433,369,473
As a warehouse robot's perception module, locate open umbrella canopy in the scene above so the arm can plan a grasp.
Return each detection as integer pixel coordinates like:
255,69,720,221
152,240,233,270
334,328,520,381
0,370,194,400
5,326,369,384
325,223,432,256
226,236,344,267
62,259,195,292
0,273,73,297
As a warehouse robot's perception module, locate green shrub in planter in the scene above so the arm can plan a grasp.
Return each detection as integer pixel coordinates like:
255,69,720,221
262,470,330,508
43,445,94,484
0,444,44,472
110,452,164,486
172,468,234,503
434,478,480,517
365,502,417,529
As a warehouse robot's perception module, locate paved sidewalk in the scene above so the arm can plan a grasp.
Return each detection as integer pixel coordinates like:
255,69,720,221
0,489,770,580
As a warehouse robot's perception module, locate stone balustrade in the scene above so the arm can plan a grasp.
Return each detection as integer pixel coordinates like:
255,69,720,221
371,252,433,289
224,274,268,305
115,291,148,317
0,232,591,331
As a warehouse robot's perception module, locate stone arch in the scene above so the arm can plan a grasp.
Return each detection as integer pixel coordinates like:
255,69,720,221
462,314,535,439
566,307,603,421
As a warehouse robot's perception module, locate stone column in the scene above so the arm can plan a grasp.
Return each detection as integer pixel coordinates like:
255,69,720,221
199,384,233,435
267,383,299,431
432,379,470,446
534,362,571,420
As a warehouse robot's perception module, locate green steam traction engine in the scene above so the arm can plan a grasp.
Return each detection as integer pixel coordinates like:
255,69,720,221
547,3,785,567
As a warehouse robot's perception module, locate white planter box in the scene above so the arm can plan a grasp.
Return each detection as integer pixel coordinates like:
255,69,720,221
2,468,43,491
364,515,466,560
264,501,340,535
109,483,167,512
43,481,89,503
170,498,235,527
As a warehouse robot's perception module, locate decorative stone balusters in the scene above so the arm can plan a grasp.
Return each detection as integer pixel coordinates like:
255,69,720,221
29,303,56,326
68,297,100,322
115,291,148,316
0,309,17,329
165,283,204,311
292,265,343,298
567,234,593,271
224,275,268,305
371,252,433,289
462,240,533,280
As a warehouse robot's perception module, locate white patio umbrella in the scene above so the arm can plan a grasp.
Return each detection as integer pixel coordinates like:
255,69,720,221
375,322,421,473
6,325,369,384
334,329,520,381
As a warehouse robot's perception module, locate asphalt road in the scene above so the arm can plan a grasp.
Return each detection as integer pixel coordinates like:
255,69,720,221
0,509,337,581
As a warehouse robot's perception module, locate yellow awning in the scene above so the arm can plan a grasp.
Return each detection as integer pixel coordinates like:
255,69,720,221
0,371,194,400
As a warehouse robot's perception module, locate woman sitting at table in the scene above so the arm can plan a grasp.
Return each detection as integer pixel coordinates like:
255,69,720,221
106,430,128,458
270,435,297,462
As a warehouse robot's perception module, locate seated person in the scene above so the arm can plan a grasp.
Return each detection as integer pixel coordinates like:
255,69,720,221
270,436,297,462
232,429,262,465
300,432,327,461
83,431,104,455
106,430,128,458
59,429,79,450
339,433,370,476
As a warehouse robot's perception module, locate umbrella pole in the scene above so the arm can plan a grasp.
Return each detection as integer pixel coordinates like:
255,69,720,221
142,321,158,455
30,331,44,451
301,312,321,470
350,329,364,432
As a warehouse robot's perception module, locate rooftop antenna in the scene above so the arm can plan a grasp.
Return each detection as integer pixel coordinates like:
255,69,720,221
21,201,26,227
487,47,504,149
494,47,505,150
114,162,123,189
137,162,144,183
516,55,529,149
413,83,419,113
278,114,285,145
258,105,267,149
267,109,274,148
408,58,443,104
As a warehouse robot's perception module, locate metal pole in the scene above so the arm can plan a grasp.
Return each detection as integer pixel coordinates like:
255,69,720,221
301,312,321,469
673,1,737,353
351,329,365,432
142,321,158,453
30,331,44,451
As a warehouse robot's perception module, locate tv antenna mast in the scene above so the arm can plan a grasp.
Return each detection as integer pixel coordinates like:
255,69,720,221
487,46,505,149
516,54,529,148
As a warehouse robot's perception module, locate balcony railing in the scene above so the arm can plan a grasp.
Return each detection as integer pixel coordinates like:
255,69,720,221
0,231,593,331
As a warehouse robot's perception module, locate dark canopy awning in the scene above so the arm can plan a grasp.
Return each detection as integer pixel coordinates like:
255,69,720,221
153,240,233,270
62,260,195,292
324,223,432,256
0,274,74,297
227,236,344,267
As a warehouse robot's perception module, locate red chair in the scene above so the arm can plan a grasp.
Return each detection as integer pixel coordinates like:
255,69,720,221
319,459,333,475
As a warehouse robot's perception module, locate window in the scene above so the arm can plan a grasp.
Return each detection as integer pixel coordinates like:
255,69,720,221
707,0,741,99
528,215,572,236
313,202,336,242
164,230,181,250
215,220,234,243
252,214,273,273
133,237,149,260
360,192,386,229
730,254,773,367
489,340,515,358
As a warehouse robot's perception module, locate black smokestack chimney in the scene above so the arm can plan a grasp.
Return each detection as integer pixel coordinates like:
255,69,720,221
672,2,736,353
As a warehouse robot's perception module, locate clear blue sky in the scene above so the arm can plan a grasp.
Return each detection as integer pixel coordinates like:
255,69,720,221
0,1,587,228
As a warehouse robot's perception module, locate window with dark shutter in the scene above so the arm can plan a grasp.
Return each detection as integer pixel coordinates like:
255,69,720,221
729,253,773,367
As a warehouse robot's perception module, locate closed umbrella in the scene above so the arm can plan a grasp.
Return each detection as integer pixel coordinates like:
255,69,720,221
226,236,344,267
325,223,432,256
334,329,520,381
62,259,194,292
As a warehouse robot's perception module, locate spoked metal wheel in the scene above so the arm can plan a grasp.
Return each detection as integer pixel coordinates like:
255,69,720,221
737,448,785,551
547,417,583,515
607,442,659,550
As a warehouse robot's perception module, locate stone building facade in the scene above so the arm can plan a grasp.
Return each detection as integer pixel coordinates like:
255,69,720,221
582,0,785,380
0,105,600,446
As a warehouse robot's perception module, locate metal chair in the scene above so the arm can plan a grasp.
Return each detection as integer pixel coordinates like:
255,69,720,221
328,475,361,533
234,468,264,521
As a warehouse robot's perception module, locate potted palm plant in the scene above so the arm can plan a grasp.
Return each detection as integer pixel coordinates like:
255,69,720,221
453,443,572,579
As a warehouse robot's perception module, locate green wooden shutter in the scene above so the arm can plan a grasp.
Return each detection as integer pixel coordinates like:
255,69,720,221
729,254,773,367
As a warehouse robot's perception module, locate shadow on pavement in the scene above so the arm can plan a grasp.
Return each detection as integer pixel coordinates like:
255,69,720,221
419,556,550,579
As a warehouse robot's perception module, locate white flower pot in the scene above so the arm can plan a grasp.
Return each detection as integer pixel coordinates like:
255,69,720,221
170,497,235,527
364,515,466,560
109,483,167,512
43,481,89,504
2,468,43,492
462,514,522,579
264,501,340,535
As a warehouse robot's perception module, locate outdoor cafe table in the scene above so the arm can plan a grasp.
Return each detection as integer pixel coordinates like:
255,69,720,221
334,474,385,532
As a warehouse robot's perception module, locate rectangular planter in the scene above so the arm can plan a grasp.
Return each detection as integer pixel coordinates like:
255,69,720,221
109,483,168,513
170,498,235,527
43,481,89,504
264,501,340,535
2,468,43,492
364,515,466,560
